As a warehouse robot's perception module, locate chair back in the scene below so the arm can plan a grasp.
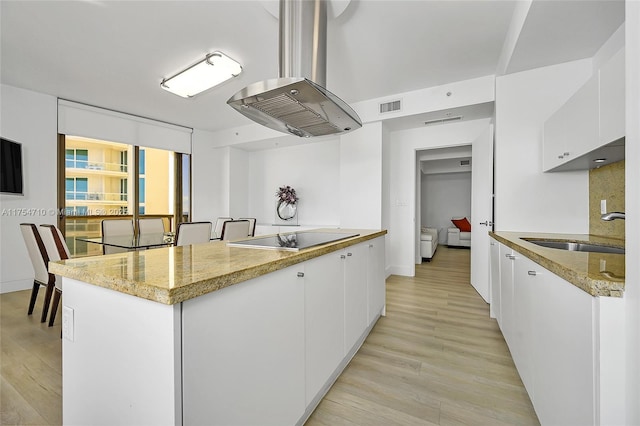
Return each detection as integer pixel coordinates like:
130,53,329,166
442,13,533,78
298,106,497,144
39,224,70,291
101,218,134,254
20,223,50,284
213,217,233,239
220,220,250,241
176,222,212,246
238,218,257,236
39,225,70,261
138,217,165,235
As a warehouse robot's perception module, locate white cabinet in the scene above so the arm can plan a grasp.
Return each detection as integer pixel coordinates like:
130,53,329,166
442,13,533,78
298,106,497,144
182,265,306,426
343,244,369,355
489,238,500,321
493,240,596,425
367,237,386,325
543,76,599,171
599,48,625,144
498,245,515,348
304,253,345,406
532,269,595,426
512,255,539,398
543,48,625,172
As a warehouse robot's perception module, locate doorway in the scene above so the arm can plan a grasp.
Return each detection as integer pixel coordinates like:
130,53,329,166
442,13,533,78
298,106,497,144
413,124,494,302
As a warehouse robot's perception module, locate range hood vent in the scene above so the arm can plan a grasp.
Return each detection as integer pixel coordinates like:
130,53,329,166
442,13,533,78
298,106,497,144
227,0,361,138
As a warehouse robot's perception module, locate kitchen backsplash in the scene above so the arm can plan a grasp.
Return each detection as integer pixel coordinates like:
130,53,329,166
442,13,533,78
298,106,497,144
589,160,625,240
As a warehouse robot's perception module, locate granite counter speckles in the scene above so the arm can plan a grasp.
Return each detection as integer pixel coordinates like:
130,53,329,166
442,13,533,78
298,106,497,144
49,229,386,305
490,231,625,297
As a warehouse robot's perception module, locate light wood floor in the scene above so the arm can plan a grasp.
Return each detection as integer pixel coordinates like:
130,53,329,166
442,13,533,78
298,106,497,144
1,289,62,425
306,246,540,425
0,247,539,425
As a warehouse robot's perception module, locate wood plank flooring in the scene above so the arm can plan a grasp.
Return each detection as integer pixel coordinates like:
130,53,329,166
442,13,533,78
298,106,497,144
1,289,62,425
306,246,540,425
0,246,539,425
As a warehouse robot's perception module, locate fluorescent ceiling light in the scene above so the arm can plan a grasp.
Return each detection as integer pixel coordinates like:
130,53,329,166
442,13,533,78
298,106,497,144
161,52,242,98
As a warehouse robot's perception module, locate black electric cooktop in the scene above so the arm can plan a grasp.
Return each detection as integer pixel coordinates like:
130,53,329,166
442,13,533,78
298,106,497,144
226,231,359,252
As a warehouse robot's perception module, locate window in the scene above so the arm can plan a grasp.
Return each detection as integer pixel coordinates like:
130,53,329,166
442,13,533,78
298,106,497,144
120,151,128,172
139,177,145,203
139,149,146,174
65,149,88,169
120,178,128,201
60,135,190,257
66,177,88,200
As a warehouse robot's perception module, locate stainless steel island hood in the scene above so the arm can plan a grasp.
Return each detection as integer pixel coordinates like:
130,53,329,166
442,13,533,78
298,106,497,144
227,0,362,138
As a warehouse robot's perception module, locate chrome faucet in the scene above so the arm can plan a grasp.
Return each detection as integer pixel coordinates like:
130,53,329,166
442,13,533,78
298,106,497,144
601,212,625,221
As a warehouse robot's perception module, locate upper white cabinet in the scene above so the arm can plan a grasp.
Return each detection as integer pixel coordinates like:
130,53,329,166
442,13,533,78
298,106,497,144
543,48,625,172
599,48,625,144
543,76,599,171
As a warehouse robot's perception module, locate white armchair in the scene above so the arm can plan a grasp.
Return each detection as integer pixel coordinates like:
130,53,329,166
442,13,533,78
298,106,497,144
420,227,438,261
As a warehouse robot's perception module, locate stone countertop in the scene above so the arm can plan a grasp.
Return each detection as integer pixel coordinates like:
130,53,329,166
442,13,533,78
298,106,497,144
490,231,625,297
50,229,386,305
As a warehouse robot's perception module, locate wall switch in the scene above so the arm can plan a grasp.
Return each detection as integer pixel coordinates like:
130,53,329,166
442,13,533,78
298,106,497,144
62,306,74,341
600,200,607,214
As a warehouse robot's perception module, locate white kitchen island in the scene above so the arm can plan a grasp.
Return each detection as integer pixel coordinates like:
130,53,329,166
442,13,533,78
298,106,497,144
50,229,386,426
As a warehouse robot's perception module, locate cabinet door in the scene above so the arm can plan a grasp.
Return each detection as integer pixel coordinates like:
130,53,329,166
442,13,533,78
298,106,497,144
599,48,625,144
543,74,599,171
543,106,567,171
564,76,600,158
304,253,345,406
367,237,385,325
182,265,305,426
513,255,539,398
489,238,500,321
498,244,515,348
344,243,368,354
532,271,595,426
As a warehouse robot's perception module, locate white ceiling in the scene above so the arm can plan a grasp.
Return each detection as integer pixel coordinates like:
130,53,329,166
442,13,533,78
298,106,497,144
0,0,624,135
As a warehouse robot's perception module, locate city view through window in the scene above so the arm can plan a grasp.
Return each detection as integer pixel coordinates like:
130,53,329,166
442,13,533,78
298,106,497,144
63,136,188,257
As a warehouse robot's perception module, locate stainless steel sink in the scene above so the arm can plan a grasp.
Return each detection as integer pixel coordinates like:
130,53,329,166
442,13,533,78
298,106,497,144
524,239,625,254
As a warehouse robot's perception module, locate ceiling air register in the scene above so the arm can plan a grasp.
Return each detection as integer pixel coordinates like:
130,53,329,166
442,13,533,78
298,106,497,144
227,0,361,138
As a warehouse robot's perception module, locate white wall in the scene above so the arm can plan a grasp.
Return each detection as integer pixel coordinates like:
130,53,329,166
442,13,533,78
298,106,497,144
494,59,592,233
339,122,382,229
0,85,57,293
387,118,491,276
421,172,471,244
228,148,249,219
247,140,341,226
625,2,640,423
191,129,230,222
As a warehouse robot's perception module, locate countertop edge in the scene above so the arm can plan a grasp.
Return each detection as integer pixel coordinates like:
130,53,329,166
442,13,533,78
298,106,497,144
489,231,624,298
50,229,387,305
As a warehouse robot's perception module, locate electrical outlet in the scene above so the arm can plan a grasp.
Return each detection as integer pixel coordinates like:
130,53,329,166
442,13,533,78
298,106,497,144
62,306,74,341
600,200,607,214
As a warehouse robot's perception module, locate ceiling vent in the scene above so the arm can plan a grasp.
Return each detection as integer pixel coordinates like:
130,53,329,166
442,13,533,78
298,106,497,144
424,116,463,126
379,100,401,114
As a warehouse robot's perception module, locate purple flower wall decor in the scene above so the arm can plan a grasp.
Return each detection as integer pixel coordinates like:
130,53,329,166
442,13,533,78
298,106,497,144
276,185,298,205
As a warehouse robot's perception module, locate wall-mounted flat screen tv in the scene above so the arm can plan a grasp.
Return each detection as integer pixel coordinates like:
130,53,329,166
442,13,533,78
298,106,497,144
1,137,24,195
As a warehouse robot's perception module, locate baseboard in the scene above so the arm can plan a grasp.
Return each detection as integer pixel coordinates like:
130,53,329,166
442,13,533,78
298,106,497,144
388,265,414,277
0,278,32,294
